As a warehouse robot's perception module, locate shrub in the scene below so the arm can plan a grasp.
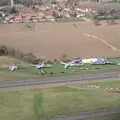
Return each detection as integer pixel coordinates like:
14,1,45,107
0,44,41,64
0,45,8,55
45,60,53,64
22,52,39,64
51,1,58,4
9,7,18,14
7,47,15,57
53,58,59,63
60,53,70,62
31,59,40,64
15,0,33,6
14,49,24,60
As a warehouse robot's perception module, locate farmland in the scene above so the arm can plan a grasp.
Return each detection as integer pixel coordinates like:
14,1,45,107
0,22,120,60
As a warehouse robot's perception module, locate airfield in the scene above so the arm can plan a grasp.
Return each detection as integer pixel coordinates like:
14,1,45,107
0,22,120,59
0,21,120,120
0,56,120,119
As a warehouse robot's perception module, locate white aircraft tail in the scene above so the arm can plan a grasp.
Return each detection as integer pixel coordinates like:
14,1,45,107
60,61,67,65
60,61,70,68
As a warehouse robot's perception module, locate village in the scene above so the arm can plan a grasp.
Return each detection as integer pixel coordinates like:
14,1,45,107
0,0,120,24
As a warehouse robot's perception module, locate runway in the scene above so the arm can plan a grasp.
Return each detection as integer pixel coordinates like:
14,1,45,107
0,72,120,88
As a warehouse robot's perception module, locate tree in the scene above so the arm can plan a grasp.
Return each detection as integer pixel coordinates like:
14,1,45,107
0,45,8,56
60,53,70,62
14,49,24,59
97,0,99,3
7,47,16,57
15,0,33,6
9,7,18,14
22,52,38,63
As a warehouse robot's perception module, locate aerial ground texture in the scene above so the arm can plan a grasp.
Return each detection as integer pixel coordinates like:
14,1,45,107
0,84,120,120
0,21,120,59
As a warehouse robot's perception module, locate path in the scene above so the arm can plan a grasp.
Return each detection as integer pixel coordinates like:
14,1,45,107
56,109,120,120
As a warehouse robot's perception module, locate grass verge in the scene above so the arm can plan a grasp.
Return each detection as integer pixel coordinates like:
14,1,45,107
0,86,120,120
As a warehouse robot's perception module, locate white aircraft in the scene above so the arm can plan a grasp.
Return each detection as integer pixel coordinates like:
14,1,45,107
81,58,106,64
8,65,18,71
60,58,109,68
31,63,52,70
60,59,83,69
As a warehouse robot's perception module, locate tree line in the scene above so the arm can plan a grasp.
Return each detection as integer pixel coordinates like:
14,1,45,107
0,44,41,64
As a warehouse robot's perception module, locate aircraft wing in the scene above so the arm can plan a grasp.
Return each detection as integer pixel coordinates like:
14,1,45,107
43,64,52,68
31,64,37,67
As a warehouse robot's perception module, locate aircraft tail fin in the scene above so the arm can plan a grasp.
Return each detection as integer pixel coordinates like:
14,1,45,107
60,61,67,65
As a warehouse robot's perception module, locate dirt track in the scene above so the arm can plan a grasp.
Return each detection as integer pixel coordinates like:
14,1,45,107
0,22,120,59
56,109,120,120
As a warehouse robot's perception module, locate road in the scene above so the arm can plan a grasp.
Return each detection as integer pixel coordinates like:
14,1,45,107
0,72,120,88
56,109,120,120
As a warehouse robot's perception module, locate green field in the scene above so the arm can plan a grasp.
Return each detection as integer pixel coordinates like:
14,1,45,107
0,56,120,81
0,86,120,120
108,58,120,63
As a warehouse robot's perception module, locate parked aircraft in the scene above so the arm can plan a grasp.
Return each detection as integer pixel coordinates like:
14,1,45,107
9,65,18,71
81,58,106,65
31,63,52,70
60,59,83,69
60,58,114,68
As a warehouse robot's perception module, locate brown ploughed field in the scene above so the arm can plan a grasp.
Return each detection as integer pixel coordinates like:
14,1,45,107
0,22,120,59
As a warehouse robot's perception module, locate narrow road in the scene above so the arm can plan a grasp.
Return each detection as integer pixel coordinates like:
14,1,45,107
0,72,120,88
56,109,120,120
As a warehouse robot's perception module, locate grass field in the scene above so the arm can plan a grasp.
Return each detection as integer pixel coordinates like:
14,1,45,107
0,86,120,120
68,79,120,91
0,56,120,81
87,79,120,88
0,63,120,81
